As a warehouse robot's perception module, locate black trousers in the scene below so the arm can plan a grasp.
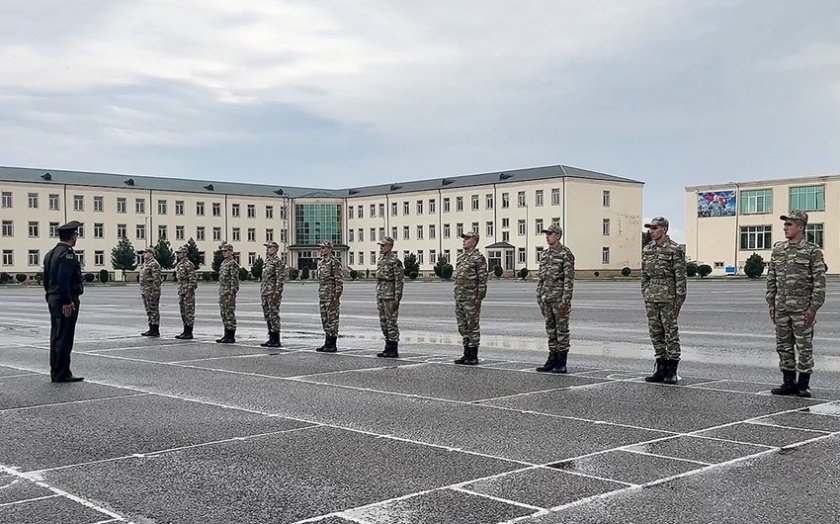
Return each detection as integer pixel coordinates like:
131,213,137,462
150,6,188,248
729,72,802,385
48,298,80,380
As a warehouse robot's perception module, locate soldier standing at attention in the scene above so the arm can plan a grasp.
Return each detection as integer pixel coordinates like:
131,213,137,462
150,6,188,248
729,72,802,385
139,247,162,337
641,216,687,385
316,240,343,353
453,231,488,365
174,246,197,340
535,224,575,373
216,243,240,343
260,241,286,348
767,211,826,398
43,221,84,383
375,236,404,358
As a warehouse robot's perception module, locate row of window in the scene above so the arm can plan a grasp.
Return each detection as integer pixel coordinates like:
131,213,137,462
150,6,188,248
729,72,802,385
0,192,286,219
347,191,611,219
738,185,827,215
347,219,612,243
739,224,824,249
346,246,613,267
0,249,276,269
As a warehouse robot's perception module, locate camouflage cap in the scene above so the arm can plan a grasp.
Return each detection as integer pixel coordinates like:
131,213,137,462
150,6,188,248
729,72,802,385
644,216,669,229
263,241,279,248
144,247,156,253
319,240,334,248
219,243,233,251
541,224,563,236
176,246,187,253
780,210,808,225
377,235,395,246
57,220,83,231
461,231,480,240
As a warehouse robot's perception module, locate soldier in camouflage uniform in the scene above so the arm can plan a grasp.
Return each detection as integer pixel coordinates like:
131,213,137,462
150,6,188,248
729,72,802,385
375,236,404,358
641,216,687,385
316,240,343,353
174,246,198,340
260,241,286,348
535,224,575,373
216,243,240,344
139,247,163,337
453,231,488,365
767,211,826,398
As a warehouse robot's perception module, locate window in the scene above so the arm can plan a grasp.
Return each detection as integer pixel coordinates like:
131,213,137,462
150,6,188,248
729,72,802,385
403,201,410,215
471,195,479,211
443,249,451,263
117,197,127,213
231,228,240,241
552,188,561,206
403,226,409,240
714,262,725,269
603,218,610,236
391,227,398,238
502,231,510,241
49,194,60,210
551,217,560,227
518,220,526,236
518,248,526,264
136,198,145,214
90,195,103,212
196,202,205,216
535,219,543,235
349,252,355,265
536,246,544,261
348,229,355,242
28,250,39,266
358,229,364,242
378,227,384,240
379,203,385,216
117,224,127,238
456,197,464,212
518,191,526,207
370,228,376,240
430,249,437,264
370,251,377,263
135,253,144,267
176,200,185,215
49,222,59,238
136,224,146,240
502,193,510,208
232,203,240,217
280,230,287,243
456,223,464,237
418,251,424,265
740,226,772,250
535,190,544,207
266,229,274,242
28,221,39,237
486,194,494,209
429,224,436,239
789,185,825,212
502,218,509,228
348,206,354,219
416,200,423,215
213,227,222,241
2,250,12,266
429,199,436,213
28,193,38,209
417,225,424,239
213,203,221,217
472,222,479,234
806,223,824,248
740,189,773,214
157,200,167,215
358,205,364,218
486,222,494,237
74,195,84,211
77,225,85,239
95,251,105,266
196,226,205,241
443,224,451,239
249,252,257,265
94,223,104,239
247,228,256,242
603,191,611,207
359,252,364,265
443,198,450,212
176,225,185,241
280,206,287,220
602,247,610,264
76,251,84,267
370,204,376,217
1,192,11,208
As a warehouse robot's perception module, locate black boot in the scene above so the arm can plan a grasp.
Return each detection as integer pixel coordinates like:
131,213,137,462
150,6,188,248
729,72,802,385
262,332,281,348
551,352,568,374
663,360,679,385
771,370,798,396
377,340,399,358
175,325,193,340
142,324,157,337
216,329,236,344
454,343,470,365
322,335,338,353
463,346,479,366
644,358,667,383
796,372,811,398
316,335,329,352
536,353,557,372
260,332,273,347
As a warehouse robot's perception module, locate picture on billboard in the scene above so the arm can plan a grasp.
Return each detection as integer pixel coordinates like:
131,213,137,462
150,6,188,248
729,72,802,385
697,190,736,217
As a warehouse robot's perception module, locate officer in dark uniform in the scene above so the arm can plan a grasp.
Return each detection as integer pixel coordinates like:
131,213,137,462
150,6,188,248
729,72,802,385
43,221,85,383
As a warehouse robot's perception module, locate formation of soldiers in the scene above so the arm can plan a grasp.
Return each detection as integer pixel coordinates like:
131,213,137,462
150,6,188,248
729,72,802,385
47,210,826,398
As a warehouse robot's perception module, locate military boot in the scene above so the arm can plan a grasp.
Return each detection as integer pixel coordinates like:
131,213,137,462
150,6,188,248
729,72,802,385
454,343,470,365
142,324,159,337
260,332,273,347
551,352,568,374
796,372,811,398
377,340,399,358
316,335,329,352
462,346,479,365
322,335,338,353
262,332,281,348
663,360,679,385
770,370,798,396
216,329,236,344
175,325,193,340
644,358,667,383
536,353,557,372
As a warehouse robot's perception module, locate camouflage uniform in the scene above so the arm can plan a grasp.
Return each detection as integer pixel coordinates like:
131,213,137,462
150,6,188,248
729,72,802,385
139,258,162,325
318,255,343,337
175,258,197,327
537,244,575,355
454,248,488,348
261,253,286,333
218,256,240,330
376,250,404,342
641,237,687,361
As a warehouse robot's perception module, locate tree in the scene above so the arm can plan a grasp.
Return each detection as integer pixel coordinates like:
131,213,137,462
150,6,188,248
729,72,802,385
99,269,109,283
183,238,202,271
621,267,632,277
211,243,225,273
433,254,448,277
301,267,310,280
519,267,530,279
697,264,712,278
238,267,251,281
744,253,765,279
349,269,358,279
15,273,27,283
251,256,264,280
288,268,300,280
686,261,698,277
403,253,419,276
440,263,453,280
0,272,11,284
493,264,503,278
154,237,176,269
111,237,137,271
408,271,418,280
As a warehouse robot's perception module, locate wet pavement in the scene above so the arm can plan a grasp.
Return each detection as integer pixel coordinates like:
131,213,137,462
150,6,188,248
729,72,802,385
1,279,839,523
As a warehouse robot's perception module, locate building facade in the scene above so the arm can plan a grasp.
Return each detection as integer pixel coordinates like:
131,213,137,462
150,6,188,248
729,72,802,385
685,174,839,275
1,165,643,276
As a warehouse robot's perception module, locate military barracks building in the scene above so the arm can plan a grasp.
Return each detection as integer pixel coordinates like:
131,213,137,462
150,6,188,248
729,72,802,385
685,173,839,275
0,165,643,276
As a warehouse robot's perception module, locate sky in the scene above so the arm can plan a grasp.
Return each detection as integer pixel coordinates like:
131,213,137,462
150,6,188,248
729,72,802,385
2,0,839,242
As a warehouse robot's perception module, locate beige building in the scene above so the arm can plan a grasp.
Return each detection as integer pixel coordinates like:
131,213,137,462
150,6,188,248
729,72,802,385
685,174,838,275
1,164,643,277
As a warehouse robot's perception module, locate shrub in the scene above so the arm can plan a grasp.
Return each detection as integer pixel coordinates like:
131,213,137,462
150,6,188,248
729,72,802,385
99,269,109,283
211,272,220,281
744,253,765,279
409,271,418,280
34,272,44,284
493,265,503,278
84,273,96,283
349,269,358,280
518,267,529,279
433,255,447,277
697,264,712,278
440,263,453,280
301,267,310,280
250,256,264,280
0,272,12,284
403,253,419,276
686,262,698,277
15,273,27,283
621,267,632,277
238,267,250,281
288,268,300,280
593,271,600,277
202,272,213,281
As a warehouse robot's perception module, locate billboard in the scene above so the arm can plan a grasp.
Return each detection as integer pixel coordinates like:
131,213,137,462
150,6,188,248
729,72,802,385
697,190,736,217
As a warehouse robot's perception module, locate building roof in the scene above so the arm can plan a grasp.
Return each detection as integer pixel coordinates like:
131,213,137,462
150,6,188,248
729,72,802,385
685,172,840,192
0,163,642,200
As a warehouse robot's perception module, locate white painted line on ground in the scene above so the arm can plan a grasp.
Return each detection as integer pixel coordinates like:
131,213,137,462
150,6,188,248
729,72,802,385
0,372,40,380
0,493,61,508
0,393,151,413
621,448,712,466
745,420,833,434
450,485,546,511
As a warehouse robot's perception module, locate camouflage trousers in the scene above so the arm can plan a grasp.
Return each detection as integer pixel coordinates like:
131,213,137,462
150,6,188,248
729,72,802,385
142,292,160,325
543,302,570,354
319,298,340,337
455,299,481,347
377,298,400,342
645,301,681,360
261,294,281,333
775,308,814,373
219,293,237,330
179,291,195,327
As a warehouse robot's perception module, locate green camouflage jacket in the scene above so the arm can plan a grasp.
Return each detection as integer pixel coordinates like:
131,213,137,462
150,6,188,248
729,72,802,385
537,245,575,304
641,238,687,305
766,238,826,311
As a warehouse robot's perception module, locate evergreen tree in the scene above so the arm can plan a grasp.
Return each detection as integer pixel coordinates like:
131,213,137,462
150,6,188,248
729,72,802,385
183,238,202,270
744,253,765,279
433,254,447,277
111,237,137,271
211,243,225,273
403,253,419,276
251,256,265,280
154,237,176,269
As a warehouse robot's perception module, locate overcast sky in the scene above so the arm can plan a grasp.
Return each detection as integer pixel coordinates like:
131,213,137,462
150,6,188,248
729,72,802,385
2,0,839,241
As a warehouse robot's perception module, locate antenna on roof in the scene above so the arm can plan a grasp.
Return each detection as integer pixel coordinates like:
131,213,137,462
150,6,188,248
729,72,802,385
204,184,214,191
389,184,402,191
41,172,52,180
499,173,512,180
124,178,135,186
441,178,454,186
273,188,285,196
348,189,360,195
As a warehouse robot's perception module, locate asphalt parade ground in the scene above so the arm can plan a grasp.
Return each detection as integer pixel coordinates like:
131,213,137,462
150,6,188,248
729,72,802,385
1,279,839,523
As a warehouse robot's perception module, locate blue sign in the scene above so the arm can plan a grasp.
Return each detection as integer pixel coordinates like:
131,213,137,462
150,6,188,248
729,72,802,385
725,266,736,274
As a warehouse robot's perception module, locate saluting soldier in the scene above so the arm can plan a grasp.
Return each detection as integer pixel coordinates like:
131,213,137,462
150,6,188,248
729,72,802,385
375,236,404,358
641,216,687,385
316,240,343,353
139,247,163,337
453,231,488,365
260,241,286,348
174,246,198,340
767,211,827,398
43,221,85,383
217,243,240,343
535,224,575,373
